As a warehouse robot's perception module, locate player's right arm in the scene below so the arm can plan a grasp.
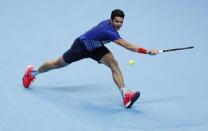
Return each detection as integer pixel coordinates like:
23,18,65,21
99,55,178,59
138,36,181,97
114,38,159,55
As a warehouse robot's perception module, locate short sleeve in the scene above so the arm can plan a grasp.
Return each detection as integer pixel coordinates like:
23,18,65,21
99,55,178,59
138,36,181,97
106,30,121,41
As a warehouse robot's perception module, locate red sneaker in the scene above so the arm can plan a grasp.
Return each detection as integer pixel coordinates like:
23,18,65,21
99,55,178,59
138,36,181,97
123,91,140,108
22,65,35,88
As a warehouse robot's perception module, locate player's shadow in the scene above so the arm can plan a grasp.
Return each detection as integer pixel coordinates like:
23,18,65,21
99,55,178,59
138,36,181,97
26,83,142,114
30,83,108,93
139,95,187,105
24,83,108,104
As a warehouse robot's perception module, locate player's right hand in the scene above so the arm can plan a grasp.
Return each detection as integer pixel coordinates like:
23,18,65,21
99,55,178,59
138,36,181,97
148,49,159,55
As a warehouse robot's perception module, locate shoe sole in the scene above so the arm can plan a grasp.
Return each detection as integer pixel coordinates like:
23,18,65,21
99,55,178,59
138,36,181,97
126,91,140,108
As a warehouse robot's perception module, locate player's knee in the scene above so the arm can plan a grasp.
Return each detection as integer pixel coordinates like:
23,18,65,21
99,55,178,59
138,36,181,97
109,59,119,69
54,60,66,68
48,59,64,69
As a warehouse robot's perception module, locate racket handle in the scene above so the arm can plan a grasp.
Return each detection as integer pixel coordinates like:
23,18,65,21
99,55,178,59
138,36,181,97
159,50,164,53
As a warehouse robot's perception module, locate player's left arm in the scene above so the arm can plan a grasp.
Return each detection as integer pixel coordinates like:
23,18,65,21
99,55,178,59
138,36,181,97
114,38,159,55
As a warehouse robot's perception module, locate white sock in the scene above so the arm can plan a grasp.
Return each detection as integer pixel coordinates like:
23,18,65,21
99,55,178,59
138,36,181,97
120,87,128,99
31,69,39,77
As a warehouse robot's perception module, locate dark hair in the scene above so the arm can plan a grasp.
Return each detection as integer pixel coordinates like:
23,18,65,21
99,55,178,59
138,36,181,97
111,9,125,19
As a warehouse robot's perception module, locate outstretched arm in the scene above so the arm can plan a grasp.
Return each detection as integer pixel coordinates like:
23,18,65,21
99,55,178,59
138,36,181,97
114,39,158,55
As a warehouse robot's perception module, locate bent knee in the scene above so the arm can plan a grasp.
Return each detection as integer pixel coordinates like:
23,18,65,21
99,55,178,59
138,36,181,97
109,59,119,69
55,60,67,68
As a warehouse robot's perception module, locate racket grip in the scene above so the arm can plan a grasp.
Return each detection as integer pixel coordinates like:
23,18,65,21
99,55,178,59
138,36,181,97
159,50,164,53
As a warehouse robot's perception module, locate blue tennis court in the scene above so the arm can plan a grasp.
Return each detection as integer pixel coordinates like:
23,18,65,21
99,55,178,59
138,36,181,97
0,0,207,130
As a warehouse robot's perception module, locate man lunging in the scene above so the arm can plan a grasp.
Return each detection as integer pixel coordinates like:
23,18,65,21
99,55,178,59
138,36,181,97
23,9,159,108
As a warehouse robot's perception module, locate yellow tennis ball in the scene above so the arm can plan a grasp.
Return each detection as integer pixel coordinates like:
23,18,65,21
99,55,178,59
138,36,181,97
128,59,136,65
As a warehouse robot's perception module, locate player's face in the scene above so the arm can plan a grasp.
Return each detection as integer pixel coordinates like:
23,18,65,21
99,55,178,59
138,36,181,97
110,16,124,31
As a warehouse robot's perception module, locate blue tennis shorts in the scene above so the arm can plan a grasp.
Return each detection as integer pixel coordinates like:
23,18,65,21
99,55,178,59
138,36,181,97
63,38,110,64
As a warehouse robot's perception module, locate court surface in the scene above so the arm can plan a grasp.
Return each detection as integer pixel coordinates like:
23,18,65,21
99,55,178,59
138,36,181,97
0,0,208,131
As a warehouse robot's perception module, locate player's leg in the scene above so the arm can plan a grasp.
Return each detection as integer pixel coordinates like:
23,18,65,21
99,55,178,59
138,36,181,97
100,52,140,108
37,38,87,74
99,52,125,90
37,56,68,73
91,46,140,108
90,46,125,89
22,56,69,88
22,38,85,88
